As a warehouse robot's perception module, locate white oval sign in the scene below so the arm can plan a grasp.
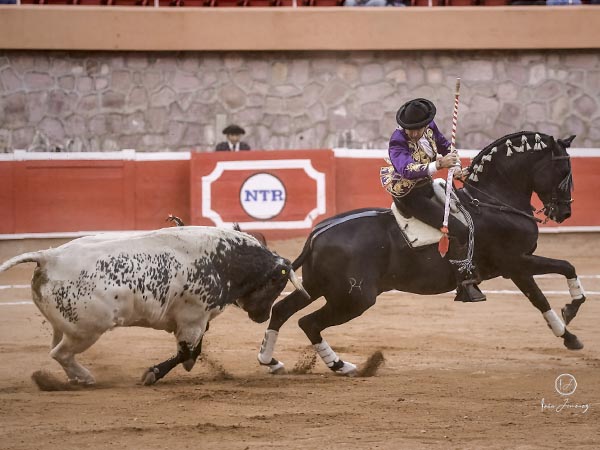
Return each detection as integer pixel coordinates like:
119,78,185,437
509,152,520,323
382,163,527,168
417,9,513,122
240,173,286,220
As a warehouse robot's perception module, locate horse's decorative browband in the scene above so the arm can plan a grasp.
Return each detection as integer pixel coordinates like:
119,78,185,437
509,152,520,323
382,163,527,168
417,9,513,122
468,133,548,182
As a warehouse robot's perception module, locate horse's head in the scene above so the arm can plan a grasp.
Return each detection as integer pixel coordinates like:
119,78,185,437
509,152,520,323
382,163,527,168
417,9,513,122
532,135,575,223
467,132,575,224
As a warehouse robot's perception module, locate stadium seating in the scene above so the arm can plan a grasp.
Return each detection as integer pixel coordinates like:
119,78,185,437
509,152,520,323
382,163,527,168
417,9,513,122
410,0,442,5
444,0,477,5
159,0,209,6
299,0,344,5
479,0,510,5
15,0,588,5
247,0,293,5
103,0,154,5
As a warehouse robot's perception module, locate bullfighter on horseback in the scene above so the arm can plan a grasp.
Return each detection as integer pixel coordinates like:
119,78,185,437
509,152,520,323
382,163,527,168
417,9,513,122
382,98,486,303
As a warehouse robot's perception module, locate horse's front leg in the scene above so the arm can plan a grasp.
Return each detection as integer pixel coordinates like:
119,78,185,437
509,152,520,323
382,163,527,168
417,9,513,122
505,254,586,325
511,275,583,351
257,289,316,374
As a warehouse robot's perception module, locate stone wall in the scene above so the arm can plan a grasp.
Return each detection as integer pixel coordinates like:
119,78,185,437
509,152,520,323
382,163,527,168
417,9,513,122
1,50,599,153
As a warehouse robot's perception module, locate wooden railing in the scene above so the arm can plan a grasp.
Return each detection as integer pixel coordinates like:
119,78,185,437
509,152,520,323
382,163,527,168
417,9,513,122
1,5,599,50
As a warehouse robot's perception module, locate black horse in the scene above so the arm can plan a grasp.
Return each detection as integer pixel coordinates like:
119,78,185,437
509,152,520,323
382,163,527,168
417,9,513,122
257,131,587,376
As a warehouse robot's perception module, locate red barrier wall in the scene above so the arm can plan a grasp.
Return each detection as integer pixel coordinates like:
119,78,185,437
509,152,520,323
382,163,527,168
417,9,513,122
335,156,390,212
0,158,189,234
535,157,600,228
135,160,190,230
190,150,336,240
0,162,15,235
0,150,599,238
12,160,136,233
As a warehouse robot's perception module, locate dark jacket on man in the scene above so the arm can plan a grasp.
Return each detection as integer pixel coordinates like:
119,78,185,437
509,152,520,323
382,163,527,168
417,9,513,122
215,141,251,152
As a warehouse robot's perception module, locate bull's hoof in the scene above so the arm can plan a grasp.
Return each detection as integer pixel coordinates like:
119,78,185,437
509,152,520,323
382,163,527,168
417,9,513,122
562,330,584,351
182,358,196,372
141,367,159,386
332,360,357,377
68,376,96,386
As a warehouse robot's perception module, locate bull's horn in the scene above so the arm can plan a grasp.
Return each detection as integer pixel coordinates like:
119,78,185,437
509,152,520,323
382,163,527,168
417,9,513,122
288,269,310,299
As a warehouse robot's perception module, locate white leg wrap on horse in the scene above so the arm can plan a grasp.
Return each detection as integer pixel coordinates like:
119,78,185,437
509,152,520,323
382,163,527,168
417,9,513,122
543,310,566,337
567,277,585,300
257,329,279,365
314,339,340,367
314,339,357,375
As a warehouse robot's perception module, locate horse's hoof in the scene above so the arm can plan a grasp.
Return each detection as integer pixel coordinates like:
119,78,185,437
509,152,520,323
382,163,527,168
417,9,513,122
334,361,357,377
563,333,584,351
266,360,286,375
270,364,286,375
141,368,158,385
258,356,285,374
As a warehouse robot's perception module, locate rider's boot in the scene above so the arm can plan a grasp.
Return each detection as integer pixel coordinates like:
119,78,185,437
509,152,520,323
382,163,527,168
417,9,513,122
454,274,486,303
449,243,486,303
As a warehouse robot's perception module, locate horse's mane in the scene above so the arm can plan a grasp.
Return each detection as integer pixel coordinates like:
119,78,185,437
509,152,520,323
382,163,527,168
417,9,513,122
469,130,555,169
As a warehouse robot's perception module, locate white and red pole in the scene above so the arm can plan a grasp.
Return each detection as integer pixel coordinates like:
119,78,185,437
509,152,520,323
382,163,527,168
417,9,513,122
438,77,461,257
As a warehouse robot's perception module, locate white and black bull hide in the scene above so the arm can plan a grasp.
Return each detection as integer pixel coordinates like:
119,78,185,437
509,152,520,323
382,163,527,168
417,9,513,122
0,226,306,386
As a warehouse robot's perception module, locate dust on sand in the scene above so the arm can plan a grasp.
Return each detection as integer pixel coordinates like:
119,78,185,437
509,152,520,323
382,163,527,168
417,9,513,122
1,234,599,449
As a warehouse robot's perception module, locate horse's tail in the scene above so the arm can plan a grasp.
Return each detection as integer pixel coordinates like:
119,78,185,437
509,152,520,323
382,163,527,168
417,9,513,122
292,237,313,271
0,252,44,273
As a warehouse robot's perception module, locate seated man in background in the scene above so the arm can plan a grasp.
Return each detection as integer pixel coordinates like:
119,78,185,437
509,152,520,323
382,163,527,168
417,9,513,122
215,124,251,152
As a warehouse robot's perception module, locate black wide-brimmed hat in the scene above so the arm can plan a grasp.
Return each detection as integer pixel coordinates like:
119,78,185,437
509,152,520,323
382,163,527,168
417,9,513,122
222,124,246,135
396,98,436,130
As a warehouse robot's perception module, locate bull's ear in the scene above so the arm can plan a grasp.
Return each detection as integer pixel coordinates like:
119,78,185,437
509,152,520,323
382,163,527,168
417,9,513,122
558,135,576,148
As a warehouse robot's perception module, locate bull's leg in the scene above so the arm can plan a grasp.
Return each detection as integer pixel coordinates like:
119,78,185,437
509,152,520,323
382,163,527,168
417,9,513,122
511,275,583,351
190,322,209,361
503,254,586,324
50,333,100,385
51,326,63,350
142,322,205,386
141,341,190,386
258,289,316,374
298,292,376,376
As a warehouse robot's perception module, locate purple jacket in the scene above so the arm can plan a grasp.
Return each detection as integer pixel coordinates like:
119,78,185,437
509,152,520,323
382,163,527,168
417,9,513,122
381,121,451,197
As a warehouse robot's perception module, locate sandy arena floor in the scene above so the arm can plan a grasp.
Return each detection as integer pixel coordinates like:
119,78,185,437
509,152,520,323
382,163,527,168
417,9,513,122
0,234,598,449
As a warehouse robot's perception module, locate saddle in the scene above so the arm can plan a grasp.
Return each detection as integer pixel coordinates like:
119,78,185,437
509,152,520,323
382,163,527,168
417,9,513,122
392,178,467,248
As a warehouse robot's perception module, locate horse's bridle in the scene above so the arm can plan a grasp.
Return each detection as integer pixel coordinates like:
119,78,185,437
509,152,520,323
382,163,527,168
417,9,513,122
538,145,574,221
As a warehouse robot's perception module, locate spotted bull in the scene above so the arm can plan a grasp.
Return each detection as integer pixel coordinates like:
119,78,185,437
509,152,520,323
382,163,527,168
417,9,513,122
0,226,306,386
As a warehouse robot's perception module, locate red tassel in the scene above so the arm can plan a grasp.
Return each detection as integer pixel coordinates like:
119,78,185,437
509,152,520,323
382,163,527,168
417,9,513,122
438,226,449,257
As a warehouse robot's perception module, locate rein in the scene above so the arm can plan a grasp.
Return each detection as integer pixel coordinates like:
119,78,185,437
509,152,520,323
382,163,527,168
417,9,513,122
462,185,543,223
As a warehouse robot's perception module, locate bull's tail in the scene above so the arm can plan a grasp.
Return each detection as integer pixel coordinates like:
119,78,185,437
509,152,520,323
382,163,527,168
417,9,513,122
0,252,44,273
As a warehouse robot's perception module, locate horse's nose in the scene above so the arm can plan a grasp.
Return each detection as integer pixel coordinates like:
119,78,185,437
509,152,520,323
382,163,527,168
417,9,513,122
557,210,571,223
